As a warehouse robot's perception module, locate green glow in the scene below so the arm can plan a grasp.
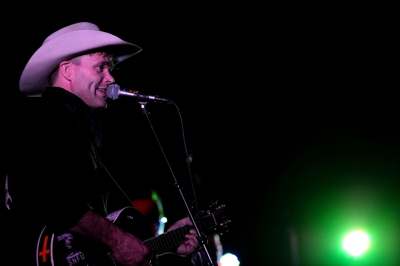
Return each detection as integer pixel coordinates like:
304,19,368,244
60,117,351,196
342,230,370,257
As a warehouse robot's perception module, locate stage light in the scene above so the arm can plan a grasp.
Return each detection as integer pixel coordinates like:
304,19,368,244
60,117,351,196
219,252,240,266
342,230,370,257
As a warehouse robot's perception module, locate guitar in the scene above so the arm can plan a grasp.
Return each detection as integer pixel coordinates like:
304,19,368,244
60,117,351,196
36,202,230,266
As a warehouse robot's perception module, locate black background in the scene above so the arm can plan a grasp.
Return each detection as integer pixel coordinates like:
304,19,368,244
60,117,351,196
3,3,399,265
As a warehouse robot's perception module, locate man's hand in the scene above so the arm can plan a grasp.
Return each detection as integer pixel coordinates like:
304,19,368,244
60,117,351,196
167,217,200,255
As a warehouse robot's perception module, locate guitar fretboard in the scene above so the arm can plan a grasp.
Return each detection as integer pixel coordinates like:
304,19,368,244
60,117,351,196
144,225,192,254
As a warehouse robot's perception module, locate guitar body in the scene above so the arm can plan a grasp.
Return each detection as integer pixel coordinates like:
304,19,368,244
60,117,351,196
36,206,153,266
36,202,229,266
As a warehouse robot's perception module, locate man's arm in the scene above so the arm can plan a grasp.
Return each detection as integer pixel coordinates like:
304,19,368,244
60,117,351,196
70,209,153,266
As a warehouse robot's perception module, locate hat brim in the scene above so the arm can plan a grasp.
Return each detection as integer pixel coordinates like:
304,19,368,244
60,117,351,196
19,29,142,96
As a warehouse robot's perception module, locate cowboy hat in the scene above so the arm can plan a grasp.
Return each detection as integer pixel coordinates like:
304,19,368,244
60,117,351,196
19,22,142,96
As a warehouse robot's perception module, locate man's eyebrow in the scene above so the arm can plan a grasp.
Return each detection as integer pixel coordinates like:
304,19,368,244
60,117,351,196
94,59,114,67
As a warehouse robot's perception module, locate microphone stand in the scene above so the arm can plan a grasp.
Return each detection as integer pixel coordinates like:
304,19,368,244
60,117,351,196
138,101,216,266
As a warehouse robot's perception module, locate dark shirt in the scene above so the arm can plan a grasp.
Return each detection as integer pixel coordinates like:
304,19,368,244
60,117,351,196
4,87,130,265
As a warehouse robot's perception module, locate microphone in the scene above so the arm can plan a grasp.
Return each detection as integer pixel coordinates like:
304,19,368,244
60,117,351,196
106,84,170,102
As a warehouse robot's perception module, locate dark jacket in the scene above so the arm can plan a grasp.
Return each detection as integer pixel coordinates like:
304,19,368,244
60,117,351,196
4,87,129,265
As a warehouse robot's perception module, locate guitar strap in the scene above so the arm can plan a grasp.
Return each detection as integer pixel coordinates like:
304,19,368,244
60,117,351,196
87,138,135,216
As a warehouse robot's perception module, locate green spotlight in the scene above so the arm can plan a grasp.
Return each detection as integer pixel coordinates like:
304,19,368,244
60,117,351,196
342,230,370,257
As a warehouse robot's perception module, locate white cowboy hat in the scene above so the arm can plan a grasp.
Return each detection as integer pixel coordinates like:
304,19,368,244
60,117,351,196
19,22,142,96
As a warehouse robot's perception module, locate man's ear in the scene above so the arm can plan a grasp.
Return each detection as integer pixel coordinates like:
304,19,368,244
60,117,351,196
58,61,72,81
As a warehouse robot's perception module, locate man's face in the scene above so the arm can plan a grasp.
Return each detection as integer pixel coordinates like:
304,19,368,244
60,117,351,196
69,52,115,109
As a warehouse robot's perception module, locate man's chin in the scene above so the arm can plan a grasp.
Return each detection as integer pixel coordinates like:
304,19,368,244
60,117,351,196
90,98,108,110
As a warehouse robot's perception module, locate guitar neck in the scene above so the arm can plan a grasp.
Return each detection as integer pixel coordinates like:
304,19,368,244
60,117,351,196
143,225,192,255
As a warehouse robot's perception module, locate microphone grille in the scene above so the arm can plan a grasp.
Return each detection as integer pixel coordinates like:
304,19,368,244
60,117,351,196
106,84,121,100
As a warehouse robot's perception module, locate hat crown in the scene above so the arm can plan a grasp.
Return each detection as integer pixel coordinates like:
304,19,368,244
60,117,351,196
43,22,100,45
20,21,142,95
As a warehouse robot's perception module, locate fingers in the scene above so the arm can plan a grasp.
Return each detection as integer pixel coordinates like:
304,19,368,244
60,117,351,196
176,239,199,255
174,227,200,255
186,229,198,241
168,217,201,256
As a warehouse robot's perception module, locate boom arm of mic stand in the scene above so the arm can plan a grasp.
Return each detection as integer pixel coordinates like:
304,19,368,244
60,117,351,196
136,100,217,266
